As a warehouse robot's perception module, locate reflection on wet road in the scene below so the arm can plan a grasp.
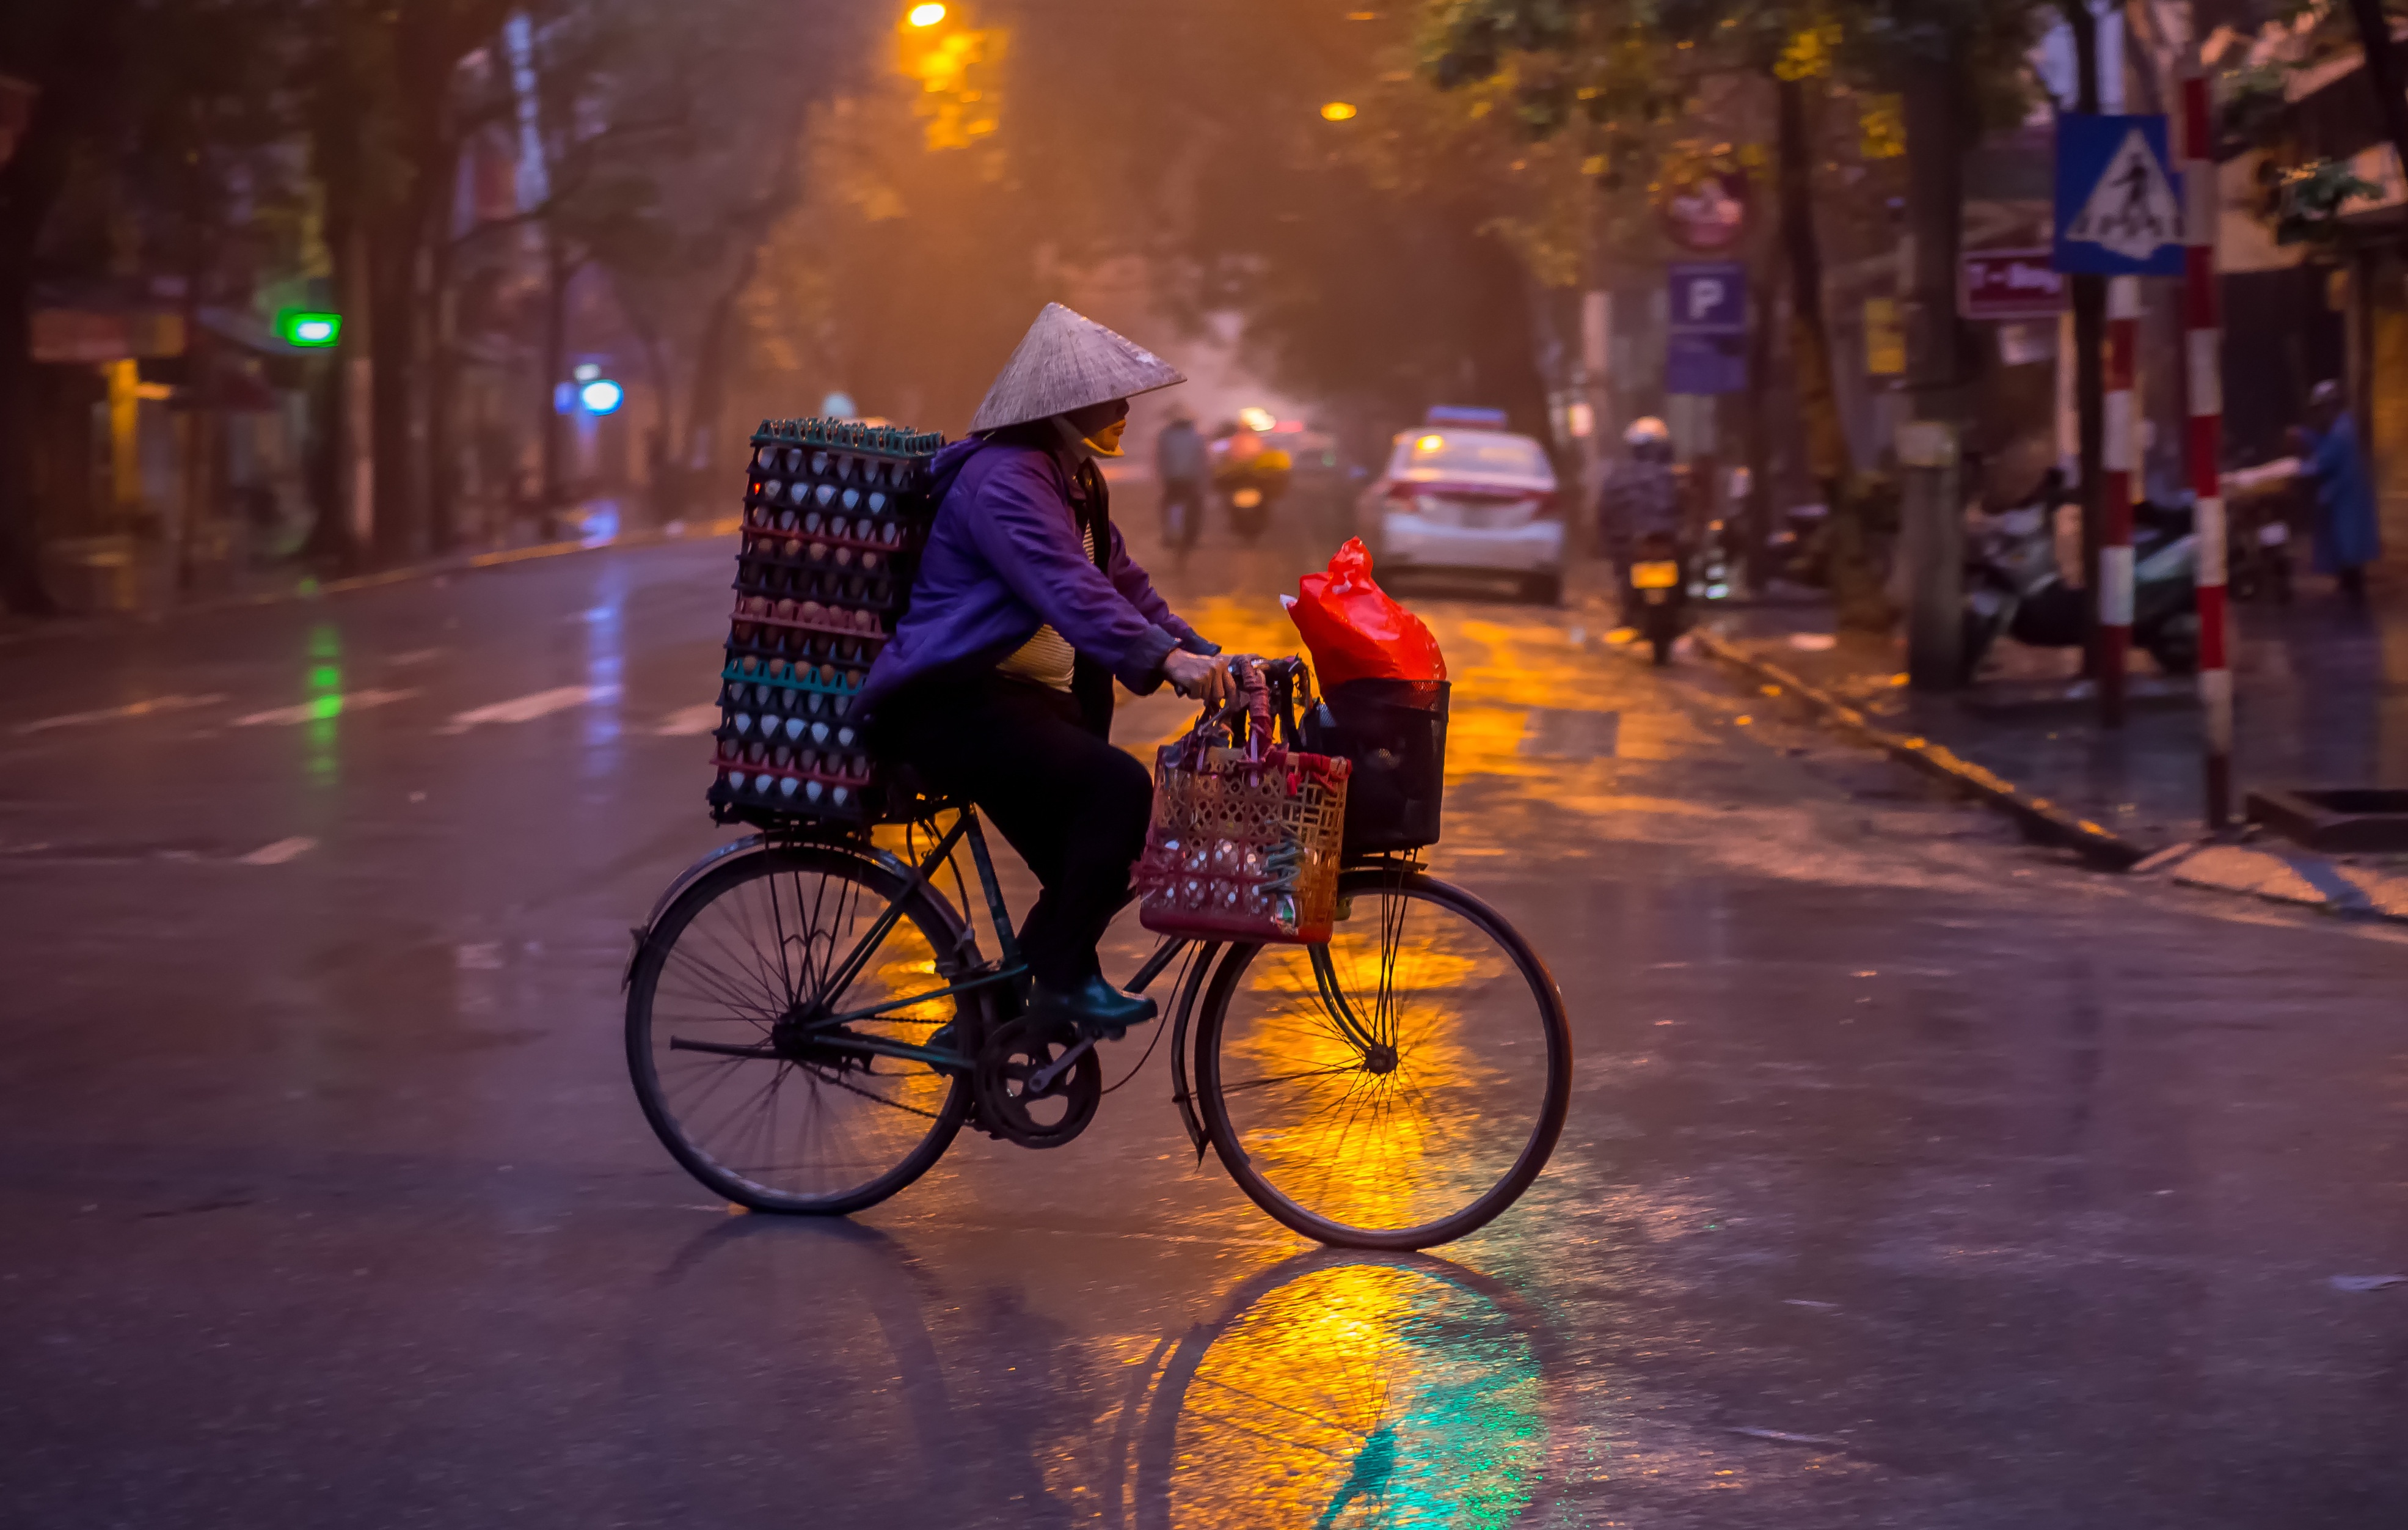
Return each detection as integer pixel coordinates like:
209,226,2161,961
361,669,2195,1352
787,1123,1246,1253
2,504,2406,1525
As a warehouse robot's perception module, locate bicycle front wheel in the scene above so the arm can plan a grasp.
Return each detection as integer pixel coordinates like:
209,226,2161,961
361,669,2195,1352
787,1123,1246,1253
1195,869,1571,1249
627,844,972,1215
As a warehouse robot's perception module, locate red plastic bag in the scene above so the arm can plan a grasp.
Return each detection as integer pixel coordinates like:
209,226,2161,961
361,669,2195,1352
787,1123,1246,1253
1283,538,1447,686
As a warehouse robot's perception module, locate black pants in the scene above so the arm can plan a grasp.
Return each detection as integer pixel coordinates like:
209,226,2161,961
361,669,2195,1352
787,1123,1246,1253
880,673,1153,989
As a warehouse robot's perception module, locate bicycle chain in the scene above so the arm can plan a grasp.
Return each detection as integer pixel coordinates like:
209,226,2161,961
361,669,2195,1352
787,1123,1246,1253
799,1061,947,1121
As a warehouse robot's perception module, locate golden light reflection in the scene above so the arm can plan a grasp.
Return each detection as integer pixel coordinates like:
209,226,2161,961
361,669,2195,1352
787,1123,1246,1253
907,1,946,24
1219,903,1533,1234
1169,1261,1542,1528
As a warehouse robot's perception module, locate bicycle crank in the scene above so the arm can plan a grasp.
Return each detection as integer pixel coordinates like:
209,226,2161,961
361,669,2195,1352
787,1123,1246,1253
974,1017,1102,1149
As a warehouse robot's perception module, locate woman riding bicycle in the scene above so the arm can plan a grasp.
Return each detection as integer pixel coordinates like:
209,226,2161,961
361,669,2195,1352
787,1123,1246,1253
861,304,1230,1039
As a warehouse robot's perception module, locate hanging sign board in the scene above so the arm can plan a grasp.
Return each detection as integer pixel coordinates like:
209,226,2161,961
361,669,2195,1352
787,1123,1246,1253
2052,114,2184,276
1666,262,1747,334
1657,170,1749,254
1961,247,2067,320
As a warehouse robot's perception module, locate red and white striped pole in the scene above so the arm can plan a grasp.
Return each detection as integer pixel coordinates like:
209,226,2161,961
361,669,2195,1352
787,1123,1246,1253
2179,65,2233,827
2100,275,2139,727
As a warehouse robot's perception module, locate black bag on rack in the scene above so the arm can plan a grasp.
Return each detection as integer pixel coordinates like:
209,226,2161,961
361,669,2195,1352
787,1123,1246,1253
1300,678,1450,856
706,417,946,829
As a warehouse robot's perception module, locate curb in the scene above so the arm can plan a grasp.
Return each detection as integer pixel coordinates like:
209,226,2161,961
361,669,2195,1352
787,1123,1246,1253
2144,839,2408,924
1688,628,2150,871
0,516,742,651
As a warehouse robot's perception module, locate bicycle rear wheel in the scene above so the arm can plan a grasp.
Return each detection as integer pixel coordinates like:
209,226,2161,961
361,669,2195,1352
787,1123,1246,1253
1195,869,1571,1249
627,843,972,1214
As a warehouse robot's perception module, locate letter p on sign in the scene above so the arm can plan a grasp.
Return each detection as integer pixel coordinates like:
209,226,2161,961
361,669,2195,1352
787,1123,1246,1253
1688,279,1724,323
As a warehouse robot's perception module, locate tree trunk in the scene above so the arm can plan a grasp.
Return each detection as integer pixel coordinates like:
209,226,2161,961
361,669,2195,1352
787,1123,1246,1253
1900,56,1968,688
1776,73,1883,628
539,231,572,540
0,4,128,615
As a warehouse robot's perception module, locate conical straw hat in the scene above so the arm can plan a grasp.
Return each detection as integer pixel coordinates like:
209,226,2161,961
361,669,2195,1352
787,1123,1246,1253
967,302,1186,434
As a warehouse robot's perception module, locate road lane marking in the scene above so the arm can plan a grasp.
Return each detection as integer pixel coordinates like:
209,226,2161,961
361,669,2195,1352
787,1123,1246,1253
437,683,621,734
653,704,722,736
13,694,227,736
232,689,421,727
238,837,318,865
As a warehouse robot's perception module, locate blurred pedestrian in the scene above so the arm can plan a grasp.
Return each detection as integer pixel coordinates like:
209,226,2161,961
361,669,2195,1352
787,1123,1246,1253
1155,404,1205,550
2293,379,2381,606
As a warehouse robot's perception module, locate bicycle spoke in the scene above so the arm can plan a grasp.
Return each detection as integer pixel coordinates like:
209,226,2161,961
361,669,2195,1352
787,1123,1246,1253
1205,880,1566,1241
631,848,969,1212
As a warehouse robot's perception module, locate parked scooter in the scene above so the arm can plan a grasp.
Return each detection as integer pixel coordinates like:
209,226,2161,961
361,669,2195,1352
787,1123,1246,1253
1961,475,2202,681
1626,529,1688,665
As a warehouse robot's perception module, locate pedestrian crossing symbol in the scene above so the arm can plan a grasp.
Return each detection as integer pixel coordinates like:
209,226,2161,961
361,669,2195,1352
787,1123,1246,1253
2052,113,2186,276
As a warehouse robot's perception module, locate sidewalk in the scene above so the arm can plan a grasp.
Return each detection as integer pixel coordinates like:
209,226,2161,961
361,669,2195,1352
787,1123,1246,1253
1698,574,2408,919
0,501,739,648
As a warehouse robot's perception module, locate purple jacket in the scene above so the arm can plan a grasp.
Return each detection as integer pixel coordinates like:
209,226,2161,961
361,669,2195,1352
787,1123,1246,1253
859,437,1211,717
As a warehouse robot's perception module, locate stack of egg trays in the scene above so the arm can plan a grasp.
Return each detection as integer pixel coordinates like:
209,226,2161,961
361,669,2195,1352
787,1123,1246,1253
708,416,946,829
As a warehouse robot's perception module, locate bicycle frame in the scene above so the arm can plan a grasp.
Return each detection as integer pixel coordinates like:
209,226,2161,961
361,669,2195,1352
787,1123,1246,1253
638,810,1205,1089
636,812,1421,1156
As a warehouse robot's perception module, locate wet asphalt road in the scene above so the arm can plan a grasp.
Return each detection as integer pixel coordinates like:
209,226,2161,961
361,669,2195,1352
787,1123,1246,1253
4,502,2407,1528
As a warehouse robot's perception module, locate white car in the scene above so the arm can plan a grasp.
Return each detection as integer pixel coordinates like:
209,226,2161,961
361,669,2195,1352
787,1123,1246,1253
1361,423,1565,604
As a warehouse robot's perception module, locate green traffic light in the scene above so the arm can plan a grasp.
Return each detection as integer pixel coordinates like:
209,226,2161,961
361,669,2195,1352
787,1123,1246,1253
277,309,343,348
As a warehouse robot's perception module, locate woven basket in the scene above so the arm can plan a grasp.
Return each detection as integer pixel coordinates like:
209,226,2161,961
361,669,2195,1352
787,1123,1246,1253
1134,665,1348,945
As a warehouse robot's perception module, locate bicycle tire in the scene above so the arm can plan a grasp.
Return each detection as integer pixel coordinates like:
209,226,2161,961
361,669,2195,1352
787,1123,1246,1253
1194,869,1571,1249
627,843,972,1215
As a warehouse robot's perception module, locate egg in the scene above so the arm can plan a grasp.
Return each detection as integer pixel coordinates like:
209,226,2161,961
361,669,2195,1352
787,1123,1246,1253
808,541,828,562
809,451,829,475
776,509,797,532
841,488,859,510
862,552,882,573
833,546,853,568
798,600,825,623
836,727,855,747
738,655,759,676
733,712,753,735
783,716,805,742
801,512,820,534
728,772,748,794
831,786,850,808
761,478,782,502
783,447,803,473
815,483,836,507
787,480,808,504
867,492,886,513
778,776,801,799
805,779,825,803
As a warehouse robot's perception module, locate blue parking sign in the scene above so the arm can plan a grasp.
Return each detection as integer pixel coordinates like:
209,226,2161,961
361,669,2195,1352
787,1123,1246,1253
1667,262,1747,334
2052,114,2184,276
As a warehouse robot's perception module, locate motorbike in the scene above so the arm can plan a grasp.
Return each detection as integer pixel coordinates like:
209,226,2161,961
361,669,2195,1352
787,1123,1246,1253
1209,441,1291,547
1625,530,1688,666
2223,464,2297,606
1961,481,2200,682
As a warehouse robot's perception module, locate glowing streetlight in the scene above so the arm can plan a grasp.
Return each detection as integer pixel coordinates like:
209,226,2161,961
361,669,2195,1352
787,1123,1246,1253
579,378,625,415
908,2,946,26
1320,101,1359,122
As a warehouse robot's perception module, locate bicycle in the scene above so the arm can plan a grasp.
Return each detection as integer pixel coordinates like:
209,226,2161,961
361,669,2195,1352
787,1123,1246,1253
625,671,1572,1251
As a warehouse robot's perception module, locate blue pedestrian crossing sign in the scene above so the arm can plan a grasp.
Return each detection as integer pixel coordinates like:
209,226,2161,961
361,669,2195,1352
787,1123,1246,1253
2053,114,2184,276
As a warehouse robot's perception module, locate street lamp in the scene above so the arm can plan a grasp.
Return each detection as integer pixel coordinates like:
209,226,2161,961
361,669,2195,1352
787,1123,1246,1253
1320,101,1359,122
908,2,946,25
